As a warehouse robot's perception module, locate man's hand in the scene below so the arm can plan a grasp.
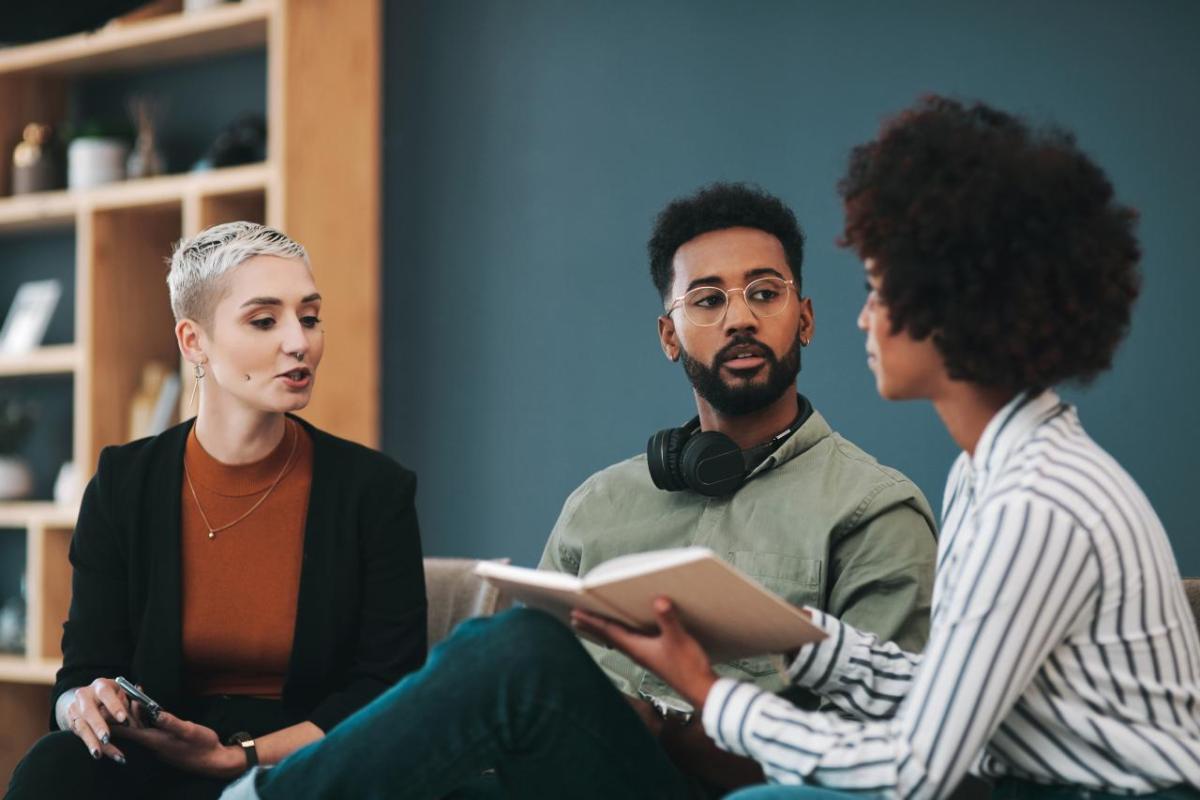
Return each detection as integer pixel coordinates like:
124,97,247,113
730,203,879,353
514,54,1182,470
114,710,245,779
570,597,718,710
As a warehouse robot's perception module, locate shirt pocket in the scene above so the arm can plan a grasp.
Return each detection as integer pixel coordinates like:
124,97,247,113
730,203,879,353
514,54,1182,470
726,549,823,608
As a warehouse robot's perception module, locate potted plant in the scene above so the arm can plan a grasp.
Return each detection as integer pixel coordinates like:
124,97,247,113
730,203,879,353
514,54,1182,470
0,398,36,500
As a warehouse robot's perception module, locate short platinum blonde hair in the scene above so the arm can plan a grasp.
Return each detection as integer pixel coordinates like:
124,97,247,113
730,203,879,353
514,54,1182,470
167,221,310,324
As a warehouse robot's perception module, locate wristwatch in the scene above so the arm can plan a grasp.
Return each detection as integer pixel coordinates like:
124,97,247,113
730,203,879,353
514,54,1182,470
228,731,258,769
638,691,695,727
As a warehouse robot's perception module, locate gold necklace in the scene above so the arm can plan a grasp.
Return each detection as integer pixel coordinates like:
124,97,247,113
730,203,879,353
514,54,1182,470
184,420,299,540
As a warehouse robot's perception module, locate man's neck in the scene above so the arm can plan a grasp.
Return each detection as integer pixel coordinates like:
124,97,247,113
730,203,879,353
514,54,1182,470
694,389,800,451
195,393,288,465
930,381,1017,457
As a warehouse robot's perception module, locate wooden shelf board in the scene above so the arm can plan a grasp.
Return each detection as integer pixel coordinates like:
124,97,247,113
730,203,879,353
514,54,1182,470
91,162,272,211
0,344,79,377
0,655,59,685
0,502,78,529
0,163,271,231
0,3,270,77
0,190,75,235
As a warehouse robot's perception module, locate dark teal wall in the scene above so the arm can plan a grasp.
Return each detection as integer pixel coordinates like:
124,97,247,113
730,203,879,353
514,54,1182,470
381,0,1200,569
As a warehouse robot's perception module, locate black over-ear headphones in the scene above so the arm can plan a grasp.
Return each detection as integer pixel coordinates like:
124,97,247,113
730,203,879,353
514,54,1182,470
646,396,811,497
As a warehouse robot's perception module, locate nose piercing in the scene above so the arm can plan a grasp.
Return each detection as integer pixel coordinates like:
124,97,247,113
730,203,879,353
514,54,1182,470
291,351,305,362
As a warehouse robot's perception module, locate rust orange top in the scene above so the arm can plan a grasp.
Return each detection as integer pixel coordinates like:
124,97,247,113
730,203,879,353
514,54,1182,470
179,418,312,698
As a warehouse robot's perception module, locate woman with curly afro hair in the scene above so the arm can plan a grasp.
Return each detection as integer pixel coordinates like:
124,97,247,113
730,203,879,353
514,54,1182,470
570,96,1200,800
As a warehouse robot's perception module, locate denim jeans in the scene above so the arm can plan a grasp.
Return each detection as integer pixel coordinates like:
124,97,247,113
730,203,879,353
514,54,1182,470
221,608,693,800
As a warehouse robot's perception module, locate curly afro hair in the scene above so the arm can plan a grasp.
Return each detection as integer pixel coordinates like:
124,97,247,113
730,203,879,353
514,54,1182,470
648,182,806,302
839,95,1141,389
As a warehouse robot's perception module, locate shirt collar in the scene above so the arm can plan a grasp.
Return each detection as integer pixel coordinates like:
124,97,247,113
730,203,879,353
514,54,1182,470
746,395,832,479
968,388,1064,492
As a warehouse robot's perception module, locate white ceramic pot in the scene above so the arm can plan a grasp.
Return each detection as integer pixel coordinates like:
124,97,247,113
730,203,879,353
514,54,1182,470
0,456,34,500
68,137,129,189
184,0,227,12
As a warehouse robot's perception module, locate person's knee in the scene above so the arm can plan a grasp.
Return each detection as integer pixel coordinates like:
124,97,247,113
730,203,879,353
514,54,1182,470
446,607,578,658
7,731,97,796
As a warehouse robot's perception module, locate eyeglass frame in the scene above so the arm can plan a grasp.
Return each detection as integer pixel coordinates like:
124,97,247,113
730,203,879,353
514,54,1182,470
663,277,799,327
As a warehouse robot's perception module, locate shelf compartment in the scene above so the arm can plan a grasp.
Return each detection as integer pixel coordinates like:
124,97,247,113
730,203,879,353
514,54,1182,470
0,345,79,378
0,3,270,78
84,203,182,467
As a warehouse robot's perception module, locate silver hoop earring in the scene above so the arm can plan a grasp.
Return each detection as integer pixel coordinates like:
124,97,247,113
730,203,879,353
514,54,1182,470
189,361,206,409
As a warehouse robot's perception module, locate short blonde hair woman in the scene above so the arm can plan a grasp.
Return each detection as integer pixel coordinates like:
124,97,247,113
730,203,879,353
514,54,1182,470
8,222,427,800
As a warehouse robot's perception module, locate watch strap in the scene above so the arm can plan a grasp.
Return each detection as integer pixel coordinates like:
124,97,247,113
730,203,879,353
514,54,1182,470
228,731,259,769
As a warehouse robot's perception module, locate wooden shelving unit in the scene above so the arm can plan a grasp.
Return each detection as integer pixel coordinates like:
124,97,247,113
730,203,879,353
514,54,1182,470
0,0,381,781
0,345,79,377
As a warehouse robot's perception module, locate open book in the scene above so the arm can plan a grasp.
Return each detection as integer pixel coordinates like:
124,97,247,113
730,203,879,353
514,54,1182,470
474,547,825,661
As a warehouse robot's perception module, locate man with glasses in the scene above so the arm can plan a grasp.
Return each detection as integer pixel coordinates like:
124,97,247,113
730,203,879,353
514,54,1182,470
222,183,938,800
536,182,937,793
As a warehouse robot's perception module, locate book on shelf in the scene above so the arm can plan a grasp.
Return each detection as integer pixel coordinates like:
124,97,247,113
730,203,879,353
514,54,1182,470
475,546,825,662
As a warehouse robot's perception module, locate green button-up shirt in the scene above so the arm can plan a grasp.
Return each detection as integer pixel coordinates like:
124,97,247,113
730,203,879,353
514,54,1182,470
538,404,937,708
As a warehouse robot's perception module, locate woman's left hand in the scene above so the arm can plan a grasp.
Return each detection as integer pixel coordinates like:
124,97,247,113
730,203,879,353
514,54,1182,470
571,597,719,710
114,710,244,779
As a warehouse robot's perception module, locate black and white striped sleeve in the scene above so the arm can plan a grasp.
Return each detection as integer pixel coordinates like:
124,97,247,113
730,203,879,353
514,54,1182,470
703,496,1100,799
786,608,922,721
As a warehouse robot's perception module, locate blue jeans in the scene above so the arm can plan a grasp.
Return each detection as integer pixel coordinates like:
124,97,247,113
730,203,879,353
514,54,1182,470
222,608,693,800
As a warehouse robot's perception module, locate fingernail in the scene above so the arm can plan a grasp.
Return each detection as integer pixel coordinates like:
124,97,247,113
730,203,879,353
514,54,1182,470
91,749,100,760
114,754,126,765
100,733,110,745
116,712,127,723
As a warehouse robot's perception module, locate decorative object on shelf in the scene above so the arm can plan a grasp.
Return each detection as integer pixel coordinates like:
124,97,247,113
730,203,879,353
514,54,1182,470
67,122,131,189
11,123,63,196
54,462,79,507
0,279,61,355
0,398,36,501
192,113,266,171
0,575,26,655
125,95,167,180
128,362,181,441
184,0,229,12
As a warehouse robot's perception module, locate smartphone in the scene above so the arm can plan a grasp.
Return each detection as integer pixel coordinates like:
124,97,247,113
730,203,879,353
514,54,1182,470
114,676,163,722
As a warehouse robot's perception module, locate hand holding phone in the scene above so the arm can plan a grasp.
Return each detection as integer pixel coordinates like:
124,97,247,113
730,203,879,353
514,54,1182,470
115,676,163,723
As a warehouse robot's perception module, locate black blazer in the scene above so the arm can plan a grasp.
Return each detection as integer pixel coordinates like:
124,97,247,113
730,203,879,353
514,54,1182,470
52,415,427,732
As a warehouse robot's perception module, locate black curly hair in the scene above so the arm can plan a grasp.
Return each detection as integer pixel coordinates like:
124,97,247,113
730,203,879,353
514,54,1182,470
839,95,1141,389
648,183,806,302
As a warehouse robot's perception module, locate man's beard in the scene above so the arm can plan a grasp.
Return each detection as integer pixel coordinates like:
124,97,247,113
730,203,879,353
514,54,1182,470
680,334,801,416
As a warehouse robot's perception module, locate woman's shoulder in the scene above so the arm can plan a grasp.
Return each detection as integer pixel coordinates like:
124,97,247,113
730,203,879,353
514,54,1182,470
297,417,416,487
95,418,192,479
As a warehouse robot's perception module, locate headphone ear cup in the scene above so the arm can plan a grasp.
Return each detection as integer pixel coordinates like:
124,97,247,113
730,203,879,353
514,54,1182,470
647,427,689,491
679,431,747,497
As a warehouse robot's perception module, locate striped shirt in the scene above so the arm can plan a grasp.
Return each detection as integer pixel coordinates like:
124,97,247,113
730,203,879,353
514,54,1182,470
702,390,1200,798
